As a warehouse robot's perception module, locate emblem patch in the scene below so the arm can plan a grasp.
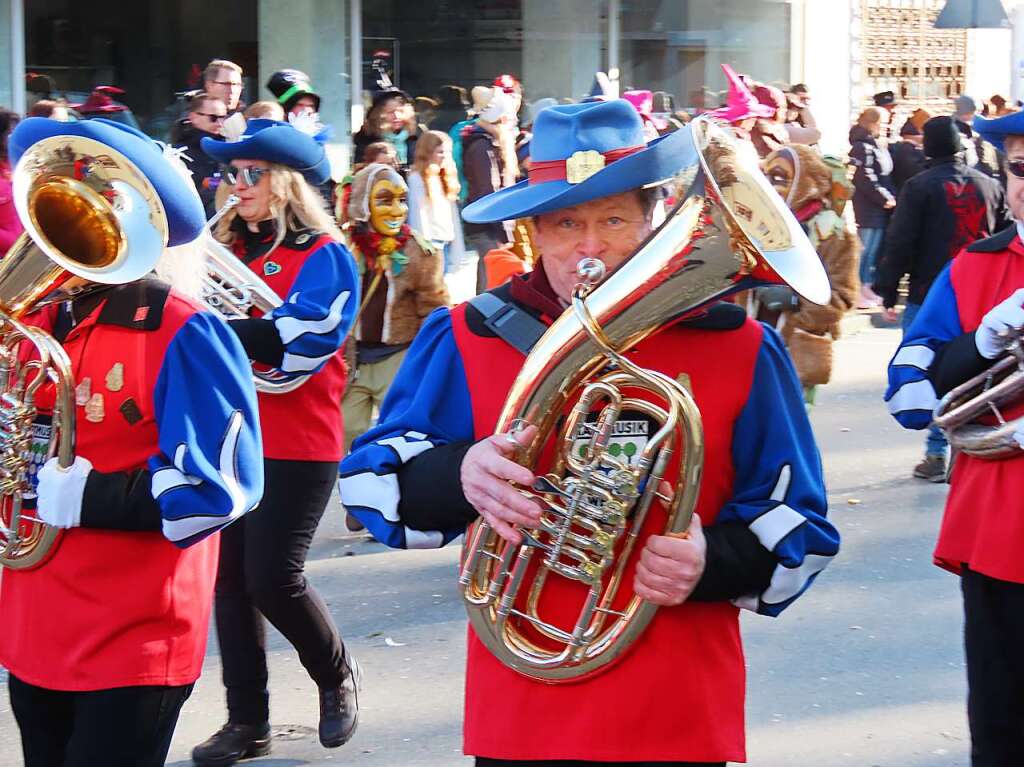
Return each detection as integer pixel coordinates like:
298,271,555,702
85,393,105,423
105,362,125,392
565,150,606,184
264,261,282,276
119,398,143,425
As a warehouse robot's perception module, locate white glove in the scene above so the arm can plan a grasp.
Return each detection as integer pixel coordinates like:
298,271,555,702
36,456,93,529
976,288,1024,359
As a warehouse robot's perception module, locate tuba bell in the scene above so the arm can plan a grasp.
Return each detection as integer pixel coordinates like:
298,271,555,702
458,117,830,681
0,134,167,569
198,195,309,394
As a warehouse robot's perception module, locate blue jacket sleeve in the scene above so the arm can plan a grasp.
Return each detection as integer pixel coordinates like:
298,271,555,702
267,241,359,377
338,307,473,549
148,312,264,547
884,265,963,429
718,326,838,616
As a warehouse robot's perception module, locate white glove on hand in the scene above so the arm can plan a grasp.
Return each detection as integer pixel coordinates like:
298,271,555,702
36,456,93,529
976,288,1024,360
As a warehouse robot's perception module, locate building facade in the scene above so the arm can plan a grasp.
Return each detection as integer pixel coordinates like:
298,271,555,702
0,0,1020,169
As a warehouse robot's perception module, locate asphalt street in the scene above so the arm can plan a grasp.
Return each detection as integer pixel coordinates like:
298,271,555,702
0,319,970,767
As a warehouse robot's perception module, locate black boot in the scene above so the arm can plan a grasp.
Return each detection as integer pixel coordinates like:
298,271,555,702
318,654,362,748
192,722,271,766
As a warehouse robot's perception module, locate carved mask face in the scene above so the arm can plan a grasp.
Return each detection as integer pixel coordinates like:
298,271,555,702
369,178,408,236
763,153,795,204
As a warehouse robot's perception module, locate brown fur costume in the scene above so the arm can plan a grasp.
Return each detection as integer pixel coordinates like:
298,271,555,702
768,144,860,386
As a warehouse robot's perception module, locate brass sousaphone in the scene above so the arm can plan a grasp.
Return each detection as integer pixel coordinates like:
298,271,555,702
0,135,168,569
458,118,831,681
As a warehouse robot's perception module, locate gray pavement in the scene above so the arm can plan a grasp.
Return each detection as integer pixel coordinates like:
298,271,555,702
0,320,971,766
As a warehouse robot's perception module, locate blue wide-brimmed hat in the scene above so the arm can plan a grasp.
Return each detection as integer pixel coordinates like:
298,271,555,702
9,117,205,246
973,111,1024,152
201,119,331,185
462,99,694,224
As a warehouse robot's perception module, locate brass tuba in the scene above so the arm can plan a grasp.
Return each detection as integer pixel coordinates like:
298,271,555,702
0,135,167,569
458,118,830,681
932,332,1024,458
198,195,309,394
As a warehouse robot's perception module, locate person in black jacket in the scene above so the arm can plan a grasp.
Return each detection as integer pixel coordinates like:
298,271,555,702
875,115,1009,481
171,92,226,218
849,107,896,307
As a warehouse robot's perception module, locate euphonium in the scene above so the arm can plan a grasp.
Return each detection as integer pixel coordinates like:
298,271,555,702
932,331,1024,458
199,195,309,394
0,134,169,569
458,118,831,681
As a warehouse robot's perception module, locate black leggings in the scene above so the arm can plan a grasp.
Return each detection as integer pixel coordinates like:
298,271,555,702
962,566,1024,767
8,674,192,767
214,458,347,725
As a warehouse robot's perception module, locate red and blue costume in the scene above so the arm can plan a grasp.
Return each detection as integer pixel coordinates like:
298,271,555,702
886,223,1024,764
340,263,837,763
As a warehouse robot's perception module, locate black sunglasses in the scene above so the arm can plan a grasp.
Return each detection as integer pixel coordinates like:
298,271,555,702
197,112,227,122
224,165,269,187
1008,159,1024,179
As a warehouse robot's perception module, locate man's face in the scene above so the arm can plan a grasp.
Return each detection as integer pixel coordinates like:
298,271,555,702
369,177,408,236
290,95,318,117
188,98,227,135
763,153,795,203
205,67,243,110
1005,137,1024,223
534,191,652,305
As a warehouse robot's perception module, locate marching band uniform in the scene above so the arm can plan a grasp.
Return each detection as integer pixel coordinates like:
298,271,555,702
340,100,838,765
884,111,1024,767
192,119,362,765
0,118,263,767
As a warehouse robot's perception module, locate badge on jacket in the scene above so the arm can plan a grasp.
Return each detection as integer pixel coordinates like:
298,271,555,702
264,261,282,276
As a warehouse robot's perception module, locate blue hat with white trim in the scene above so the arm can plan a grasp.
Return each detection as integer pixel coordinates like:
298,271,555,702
201,119,331,185
9,117,206,247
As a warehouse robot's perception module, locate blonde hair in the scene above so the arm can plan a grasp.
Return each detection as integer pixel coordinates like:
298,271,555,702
857,106,886,129
204,59,242,83
244,100,285,121
214,163,342,252
412,130,460,202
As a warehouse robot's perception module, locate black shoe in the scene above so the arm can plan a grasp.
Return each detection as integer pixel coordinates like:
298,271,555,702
319,655,362,748
192,722,271,766
913,454,947,483
344,511,366,532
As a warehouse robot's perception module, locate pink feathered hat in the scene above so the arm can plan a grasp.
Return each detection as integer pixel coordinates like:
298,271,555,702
621,89,667,131
707,64,777,123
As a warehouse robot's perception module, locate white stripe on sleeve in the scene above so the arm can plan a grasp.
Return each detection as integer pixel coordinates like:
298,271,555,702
339,471,401,522
275,290,351,344
891,345,935,371
886,378,939,415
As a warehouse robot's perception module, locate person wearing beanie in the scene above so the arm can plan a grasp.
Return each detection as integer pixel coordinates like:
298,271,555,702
886,106,1024,767
192,119,363,765
889,110,931,195
877,114,1009,481
0,117,263,767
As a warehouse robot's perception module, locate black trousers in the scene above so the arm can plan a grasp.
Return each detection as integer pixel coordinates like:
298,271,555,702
962,567,1024,767
214,458,347,725
8,674,192,767
476,760,725,767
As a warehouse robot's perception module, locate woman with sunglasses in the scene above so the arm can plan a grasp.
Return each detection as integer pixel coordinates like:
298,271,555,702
886,110,1024,767
191,119,362,767
172,92,229,217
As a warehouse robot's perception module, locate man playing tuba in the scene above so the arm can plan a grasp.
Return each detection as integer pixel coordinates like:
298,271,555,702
339,99,838,766
885,110,1024,767
0,117,264,767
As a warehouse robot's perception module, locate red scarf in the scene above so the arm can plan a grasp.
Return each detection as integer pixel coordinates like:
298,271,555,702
350,223,411,271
